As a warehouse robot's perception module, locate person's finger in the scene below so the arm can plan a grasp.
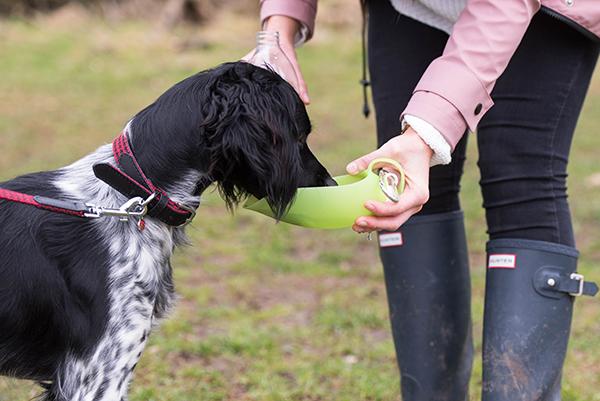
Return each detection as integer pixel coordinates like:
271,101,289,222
282,45,310,105
345,148,386,175
292,63,310,104
363,187,429,217
241,50,254,62
352,223,368,233
297,74,310,104
352,206,422,232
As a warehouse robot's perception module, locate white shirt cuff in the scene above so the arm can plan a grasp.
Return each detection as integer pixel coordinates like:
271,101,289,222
403,114,452,167
294,24,309,47
260,21,309,47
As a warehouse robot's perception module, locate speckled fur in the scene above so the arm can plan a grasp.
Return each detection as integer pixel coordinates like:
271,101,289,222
49,141,192,401
0,62,334,401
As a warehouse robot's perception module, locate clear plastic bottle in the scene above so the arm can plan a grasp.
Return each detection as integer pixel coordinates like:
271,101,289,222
248,31,299,92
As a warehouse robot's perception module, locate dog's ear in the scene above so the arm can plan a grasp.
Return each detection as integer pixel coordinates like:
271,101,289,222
200,62,307,218
211,114,302,219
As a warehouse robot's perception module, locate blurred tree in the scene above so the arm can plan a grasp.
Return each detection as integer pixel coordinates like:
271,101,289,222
0,0,257,23
161,0,208,27
0,0,71,14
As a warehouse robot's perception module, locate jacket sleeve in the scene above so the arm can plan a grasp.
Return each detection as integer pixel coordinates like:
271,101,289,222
401,0,541,150
260,0,318,44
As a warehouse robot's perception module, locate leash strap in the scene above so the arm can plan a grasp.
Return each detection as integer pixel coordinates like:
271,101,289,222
0,188,88,217
0,131,195,227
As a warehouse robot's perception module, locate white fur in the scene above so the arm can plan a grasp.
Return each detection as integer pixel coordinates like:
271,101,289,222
51,133,200,400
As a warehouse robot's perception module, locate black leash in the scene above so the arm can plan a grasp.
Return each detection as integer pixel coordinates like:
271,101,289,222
360,0,371,118
0,130,196,230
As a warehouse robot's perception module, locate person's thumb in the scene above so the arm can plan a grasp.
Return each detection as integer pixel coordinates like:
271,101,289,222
241,49,254,62
346,148,386,175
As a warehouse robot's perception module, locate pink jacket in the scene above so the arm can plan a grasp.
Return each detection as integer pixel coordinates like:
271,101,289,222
260,0,600,150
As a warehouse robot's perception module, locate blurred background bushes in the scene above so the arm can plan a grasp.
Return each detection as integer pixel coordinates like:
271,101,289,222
0,0,258,26
0,0,356,28
2,1,597,399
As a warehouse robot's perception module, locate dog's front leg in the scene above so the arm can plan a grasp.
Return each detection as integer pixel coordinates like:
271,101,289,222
48,303,155,401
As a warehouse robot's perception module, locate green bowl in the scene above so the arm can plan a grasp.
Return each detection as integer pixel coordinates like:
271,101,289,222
243,158,405,229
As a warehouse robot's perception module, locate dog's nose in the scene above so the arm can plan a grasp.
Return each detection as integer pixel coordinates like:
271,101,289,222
324,176,338,187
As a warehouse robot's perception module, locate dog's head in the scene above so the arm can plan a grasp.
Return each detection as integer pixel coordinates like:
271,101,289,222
201,62,337,218
132,62,335,218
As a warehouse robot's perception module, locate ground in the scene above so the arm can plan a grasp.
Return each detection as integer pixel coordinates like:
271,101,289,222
0,6,599,401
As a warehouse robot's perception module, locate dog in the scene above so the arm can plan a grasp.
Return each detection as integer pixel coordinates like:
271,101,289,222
0,61,335,400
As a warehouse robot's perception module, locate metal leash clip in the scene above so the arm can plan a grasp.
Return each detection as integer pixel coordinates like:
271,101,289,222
84,192,157,223
378,168,401,202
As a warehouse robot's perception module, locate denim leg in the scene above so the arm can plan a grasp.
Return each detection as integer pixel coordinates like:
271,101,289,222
479,13,599,401
368,4,474,401
368,1,468,215
477,12,599,247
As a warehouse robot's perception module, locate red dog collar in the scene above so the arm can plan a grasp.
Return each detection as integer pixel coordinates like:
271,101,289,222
93,131,196,227
0,131,196,228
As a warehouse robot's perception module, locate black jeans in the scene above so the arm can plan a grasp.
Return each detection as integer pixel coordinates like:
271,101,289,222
368,1,599,246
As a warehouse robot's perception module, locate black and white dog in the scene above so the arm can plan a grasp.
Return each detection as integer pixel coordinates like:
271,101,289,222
0,62,334,400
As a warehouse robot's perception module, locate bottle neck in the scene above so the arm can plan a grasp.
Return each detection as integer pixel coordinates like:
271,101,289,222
256,31,280,50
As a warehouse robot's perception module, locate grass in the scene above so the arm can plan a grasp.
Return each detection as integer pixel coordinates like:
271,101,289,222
0,8,599,401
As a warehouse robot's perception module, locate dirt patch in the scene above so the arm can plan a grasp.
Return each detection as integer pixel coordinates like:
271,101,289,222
482,344,543,399
179,264,384,329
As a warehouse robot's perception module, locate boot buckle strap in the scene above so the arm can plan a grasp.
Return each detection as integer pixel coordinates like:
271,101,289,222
569,273,585,297
564,272,598,297
533,267,598,299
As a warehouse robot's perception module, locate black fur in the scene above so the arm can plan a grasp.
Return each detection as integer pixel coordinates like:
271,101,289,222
0,61,334,399
130,62,335,217
0,172,111,382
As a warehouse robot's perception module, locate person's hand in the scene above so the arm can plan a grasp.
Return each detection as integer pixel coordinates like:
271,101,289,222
242,15,310,104
346,128,433,233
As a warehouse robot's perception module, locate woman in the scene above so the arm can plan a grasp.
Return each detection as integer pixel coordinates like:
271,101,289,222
252,1,599,400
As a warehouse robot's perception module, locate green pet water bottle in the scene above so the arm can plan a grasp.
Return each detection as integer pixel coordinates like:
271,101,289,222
244,158,406,229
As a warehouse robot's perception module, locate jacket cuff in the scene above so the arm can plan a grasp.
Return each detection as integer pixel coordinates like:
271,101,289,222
403,115,452,167
401,90,468,151
260,0,317,44
409,59,494,143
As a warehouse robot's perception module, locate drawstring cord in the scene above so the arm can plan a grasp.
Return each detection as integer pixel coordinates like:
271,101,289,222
360,0,371,118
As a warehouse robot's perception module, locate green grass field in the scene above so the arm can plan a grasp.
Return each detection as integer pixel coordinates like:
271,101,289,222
0,9,599,401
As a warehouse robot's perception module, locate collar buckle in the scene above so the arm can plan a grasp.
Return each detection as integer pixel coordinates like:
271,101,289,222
175,203,197,227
